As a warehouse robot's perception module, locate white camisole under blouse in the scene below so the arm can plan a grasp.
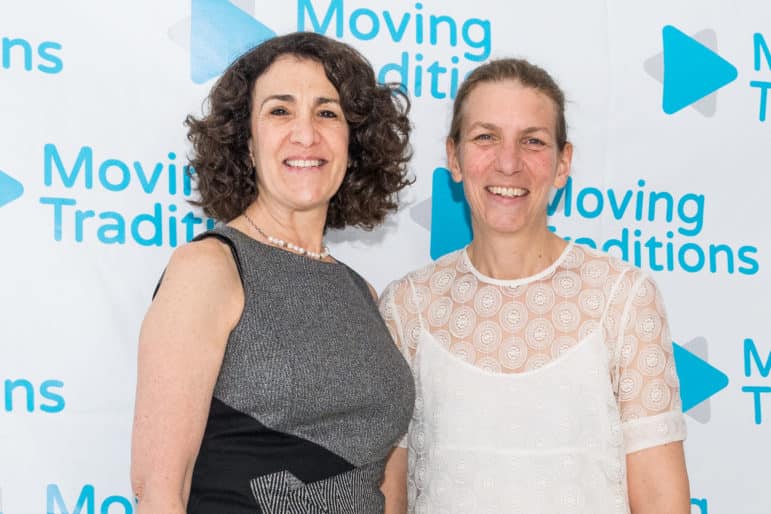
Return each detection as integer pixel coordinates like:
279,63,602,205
379,242,687,514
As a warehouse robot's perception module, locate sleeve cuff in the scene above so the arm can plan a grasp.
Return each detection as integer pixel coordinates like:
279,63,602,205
622,410,687,454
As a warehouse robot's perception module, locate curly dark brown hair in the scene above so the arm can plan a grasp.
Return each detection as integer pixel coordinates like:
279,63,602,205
185,32,413,229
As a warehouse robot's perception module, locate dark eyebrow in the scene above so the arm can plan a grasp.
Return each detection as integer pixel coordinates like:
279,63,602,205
316,96,340,105
260,95,341,108
261,94,294,107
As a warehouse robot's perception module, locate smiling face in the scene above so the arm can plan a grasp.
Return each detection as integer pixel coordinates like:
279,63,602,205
447,79,572,239
248,55,350,217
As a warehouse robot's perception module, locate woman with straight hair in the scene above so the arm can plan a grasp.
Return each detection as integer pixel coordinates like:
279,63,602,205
380,58,690,513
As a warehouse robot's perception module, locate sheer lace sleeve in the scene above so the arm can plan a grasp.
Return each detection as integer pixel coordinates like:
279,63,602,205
615,271,687,454
380,279,413,361
379,278,419,448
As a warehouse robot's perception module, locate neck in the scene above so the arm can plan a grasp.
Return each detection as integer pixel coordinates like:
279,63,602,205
236,199,328,254
467,225,568,280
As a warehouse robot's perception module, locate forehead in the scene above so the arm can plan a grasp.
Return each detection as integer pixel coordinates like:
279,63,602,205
461,80,557,131
252,55,339,100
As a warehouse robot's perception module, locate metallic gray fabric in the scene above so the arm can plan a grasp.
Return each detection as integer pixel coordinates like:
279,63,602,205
211,225,415,467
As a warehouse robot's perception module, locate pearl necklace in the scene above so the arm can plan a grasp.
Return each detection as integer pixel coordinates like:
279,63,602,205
243,212,330,260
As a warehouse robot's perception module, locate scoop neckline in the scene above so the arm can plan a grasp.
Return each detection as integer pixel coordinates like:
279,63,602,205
461,240,575,287
221,225,346,269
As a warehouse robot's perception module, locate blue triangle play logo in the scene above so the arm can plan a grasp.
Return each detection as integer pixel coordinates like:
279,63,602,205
662,25,738,114
0,169,24,208
430,167,473,260
191,0,276,84
673,342,729,412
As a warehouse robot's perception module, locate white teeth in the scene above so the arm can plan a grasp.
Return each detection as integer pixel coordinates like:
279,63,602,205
487,186,528,198
285,159,323,168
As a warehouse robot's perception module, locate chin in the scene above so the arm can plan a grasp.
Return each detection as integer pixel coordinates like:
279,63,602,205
477,215,526,235
289,193,334,211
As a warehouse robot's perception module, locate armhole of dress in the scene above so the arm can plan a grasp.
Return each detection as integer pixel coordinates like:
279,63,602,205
151,231,245,300
343,264,374,302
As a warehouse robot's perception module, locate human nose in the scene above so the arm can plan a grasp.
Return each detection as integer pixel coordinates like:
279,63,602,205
495,139,523,175
289,112,318,146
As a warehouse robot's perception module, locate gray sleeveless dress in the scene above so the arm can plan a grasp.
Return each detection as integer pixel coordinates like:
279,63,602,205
185,226,415,514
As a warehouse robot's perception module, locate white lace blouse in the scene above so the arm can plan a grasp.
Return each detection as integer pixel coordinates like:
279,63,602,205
379,242,687,514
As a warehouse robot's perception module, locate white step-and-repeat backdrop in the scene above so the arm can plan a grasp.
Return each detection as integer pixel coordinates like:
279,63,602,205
1,1,769,513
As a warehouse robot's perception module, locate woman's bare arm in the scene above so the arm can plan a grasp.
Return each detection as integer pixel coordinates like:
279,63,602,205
627,441,690,514
130,239,243,513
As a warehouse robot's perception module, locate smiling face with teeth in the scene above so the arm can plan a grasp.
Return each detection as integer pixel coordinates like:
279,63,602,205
447,79,572,242
248,55,350,218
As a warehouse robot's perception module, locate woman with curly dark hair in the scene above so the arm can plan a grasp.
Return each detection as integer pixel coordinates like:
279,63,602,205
130,32,415,514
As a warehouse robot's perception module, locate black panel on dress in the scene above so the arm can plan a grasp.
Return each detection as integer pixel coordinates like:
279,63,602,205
187,397,355,514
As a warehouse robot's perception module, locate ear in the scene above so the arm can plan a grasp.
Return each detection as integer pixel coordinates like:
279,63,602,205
553,142,573,188
446,138,463,183
247,139,256,167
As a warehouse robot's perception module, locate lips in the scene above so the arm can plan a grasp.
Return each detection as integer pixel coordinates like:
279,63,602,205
486,185,529,198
